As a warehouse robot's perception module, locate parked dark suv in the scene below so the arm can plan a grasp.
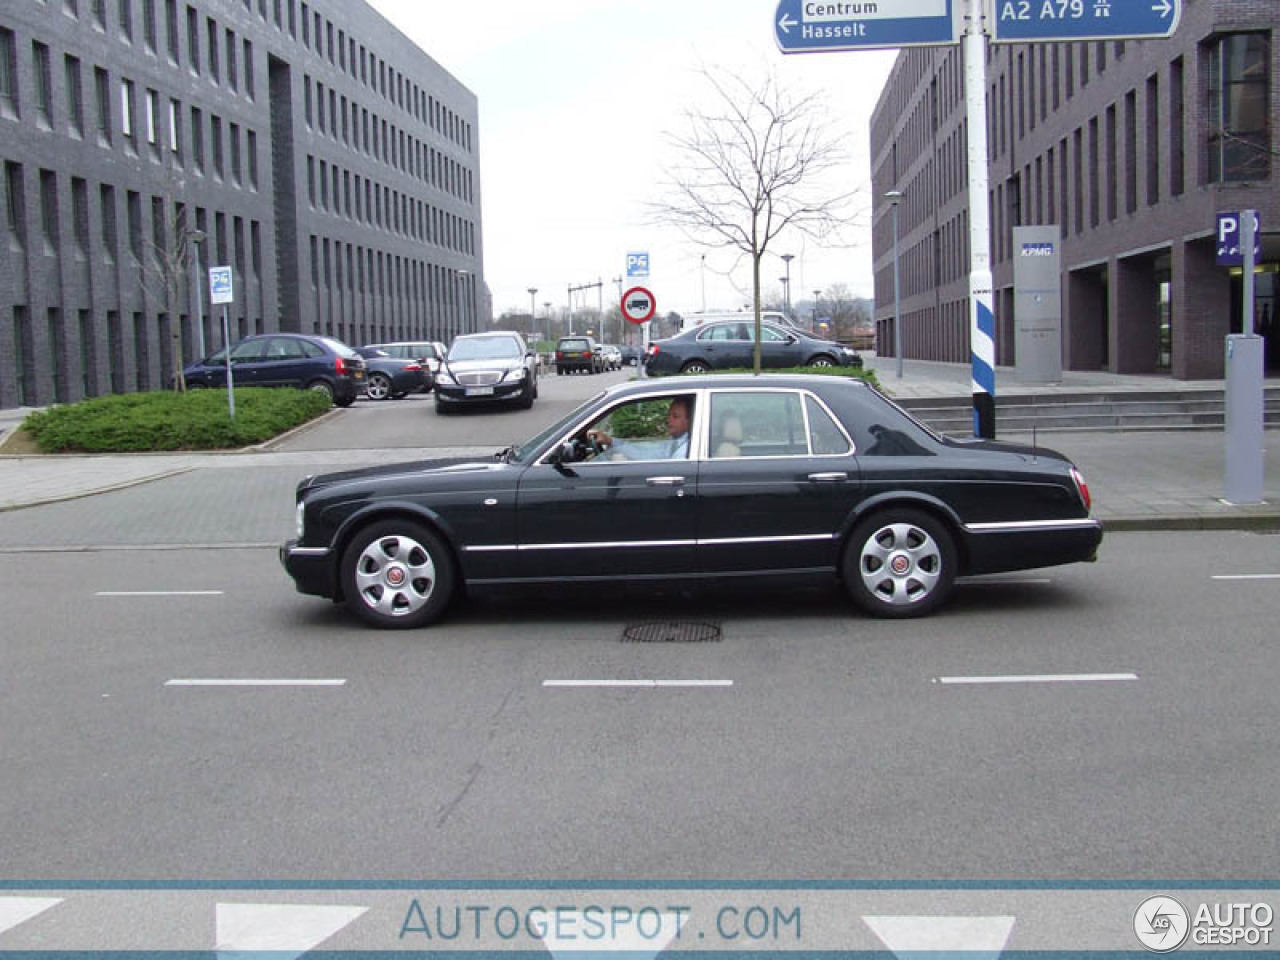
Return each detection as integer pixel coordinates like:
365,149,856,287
555,336,601,374
182,333,366,406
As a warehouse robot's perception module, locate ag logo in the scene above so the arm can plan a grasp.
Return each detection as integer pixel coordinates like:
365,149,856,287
1134,896,1190,952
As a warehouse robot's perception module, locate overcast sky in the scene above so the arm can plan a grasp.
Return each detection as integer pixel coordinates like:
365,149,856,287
365,0,897,321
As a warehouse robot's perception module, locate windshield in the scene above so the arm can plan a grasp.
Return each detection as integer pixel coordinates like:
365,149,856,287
449,337,522,361
507,391,607,464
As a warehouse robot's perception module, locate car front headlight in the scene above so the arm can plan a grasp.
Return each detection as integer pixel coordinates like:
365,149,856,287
436,369,456,385
505,366,527,381
295,500,306,539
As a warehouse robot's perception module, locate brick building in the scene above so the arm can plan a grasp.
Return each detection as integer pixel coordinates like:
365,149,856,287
0,0,483,409
870,0,1277,380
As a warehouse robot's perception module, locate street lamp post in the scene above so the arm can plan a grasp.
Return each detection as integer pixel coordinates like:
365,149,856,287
781,253,795,319
527,287,537,337
813,289,821,334
779,277,789,317
189,229,208,360
885,190,904,379
700,254,707,314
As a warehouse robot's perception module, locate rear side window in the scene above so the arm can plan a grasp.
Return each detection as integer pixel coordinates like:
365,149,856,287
806,396,852,455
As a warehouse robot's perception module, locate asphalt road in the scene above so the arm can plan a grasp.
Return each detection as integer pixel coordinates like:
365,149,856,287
1,446,1279,882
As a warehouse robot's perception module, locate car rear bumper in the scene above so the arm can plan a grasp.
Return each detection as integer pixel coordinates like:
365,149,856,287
962,519,1104,575
280,540,337,599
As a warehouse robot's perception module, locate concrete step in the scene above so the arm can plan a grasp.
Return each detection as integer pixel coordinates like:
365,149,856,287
898,387,1280,433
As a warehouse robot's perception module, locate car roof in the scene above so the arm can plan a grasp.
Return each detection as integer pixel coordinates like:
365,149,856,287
601,373,874,400
456,331,522,340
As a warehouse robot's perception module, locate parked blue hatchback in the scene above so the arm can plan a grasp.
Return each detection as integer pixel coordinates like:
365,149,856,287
182,333,366,407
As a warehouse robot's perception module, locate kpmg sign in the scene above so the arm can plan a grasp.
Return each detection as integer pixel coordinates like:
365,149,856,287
1013,227,1062,383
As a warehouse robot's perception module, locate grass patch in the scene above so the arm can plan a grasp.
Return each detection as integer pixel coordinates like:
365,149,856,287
20,388,333,453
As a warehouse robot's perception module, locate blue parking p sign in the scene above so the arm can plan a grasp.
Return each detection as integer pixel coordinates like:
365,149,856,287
626,252,650,279
1217,212,1261,266
209,266,234,304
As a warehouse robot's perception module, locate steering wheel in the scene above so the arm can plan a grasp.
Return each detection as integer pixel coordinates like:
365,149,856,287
573,433,605,460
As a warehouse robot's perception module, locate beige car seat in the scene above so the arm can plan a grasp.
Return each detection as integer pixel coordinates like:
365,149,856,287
714,414,743,458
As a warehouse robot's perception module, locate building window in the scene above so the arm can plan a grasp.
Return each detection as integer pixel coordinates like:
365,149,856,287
206,17,218,80
225,28,237,90
210,115,222,177
100,183,117,256
39,169,59,251
165,0,179,62
145,87,158,145
246,129,257,188
243,39,254,98
94,67,112,142
190,105,203,170
1170,56,1184,196
1207,32,1271,182
65,55,85,136
72,177,89,253
32,41,51,125
142,0,156,51
169,97,181,158
0,28,16,119
186,5,199,73
5,162,26,247
120,78,135,140
118,0,132,40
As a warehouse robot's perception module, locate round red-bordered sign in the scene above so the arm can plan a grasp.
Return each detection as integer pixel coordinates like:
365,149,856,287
621,286,656,324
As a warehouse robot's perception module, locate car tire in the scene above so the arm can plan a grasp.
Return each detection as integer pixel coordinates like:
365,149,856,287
808,354,837,368
366,372,393,400
680,360,712,374
842,508,957,619
334,395,356,408
434,398,449,414
340,519,455,629
307,380,335,403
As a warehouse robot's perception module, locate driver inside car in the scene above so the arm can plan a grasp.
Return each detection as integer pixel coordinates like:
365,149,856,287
581,395,693,461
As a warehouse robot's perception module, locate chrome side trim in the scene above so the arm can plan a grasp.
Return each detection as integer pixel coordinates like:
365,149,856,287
463,533,834,553
287,546,331,557
698,533,835,546
964,519,1102,533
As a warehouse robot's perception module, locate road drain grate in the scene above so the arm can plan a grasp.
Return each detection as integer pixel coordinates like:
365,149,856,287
622,621,722,643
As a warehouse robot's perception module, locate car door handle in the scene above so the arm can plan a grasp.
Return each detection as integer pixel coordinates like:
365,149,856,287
646,476,685,486
807,472,848,483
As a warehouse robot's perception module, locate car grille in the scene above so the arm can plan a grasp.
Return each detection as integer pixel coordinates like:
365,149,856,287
457,371,503,386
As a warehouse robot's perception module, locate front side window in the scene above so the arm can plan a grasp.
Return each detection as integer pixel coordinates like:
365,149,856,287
1207,32,1271,182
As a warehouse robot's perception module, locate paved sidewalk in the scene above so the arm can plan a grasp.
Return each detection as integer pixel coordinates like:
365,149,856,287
1,361,1276,530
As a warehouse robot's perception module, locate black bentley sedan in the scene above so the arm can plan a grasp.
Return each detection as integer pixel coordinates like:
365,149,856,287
281,375,1102,629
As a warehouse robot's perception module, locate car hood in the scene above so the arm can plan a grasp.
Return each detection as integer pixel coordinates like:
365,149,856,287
442,358,523,376
297,456,505,496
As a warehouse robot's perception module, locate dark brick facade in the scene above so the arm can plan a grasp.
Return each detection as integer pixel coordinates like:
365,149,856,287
870,0,1278,380
0,0,483,408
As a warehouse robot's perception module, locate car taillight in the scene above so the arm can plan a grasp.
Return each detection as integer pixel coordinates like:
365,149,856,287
404,363,422,371
647,344,659,356
1070,466,1092,511
335,357,348,375
556,351,564,359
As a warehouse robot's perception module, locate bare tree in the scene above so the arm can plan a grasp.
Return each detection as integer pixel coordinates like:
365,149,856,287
649,66,860,372
140,174,204,392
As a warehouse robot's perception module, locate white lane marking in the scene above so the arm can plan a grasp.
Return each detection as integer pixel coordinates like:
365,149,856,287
1211,574,1280,580
935,673,1137,685
863,915,1016,955
216,902,368,953
542,680,734,688
0,897,64,936
542,909,683,959
96,590,225,596
165,679,347,687
959,577,1053,585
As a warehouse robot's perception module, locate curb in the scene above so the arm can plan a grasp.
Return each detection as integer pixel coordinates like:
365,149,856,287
0,467,195,513
1101,514,1280,532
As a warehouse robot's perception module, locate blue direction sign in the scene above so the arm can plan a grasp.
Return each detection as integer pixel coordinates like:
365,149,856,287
992,0,1180,42
775,0,959,54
